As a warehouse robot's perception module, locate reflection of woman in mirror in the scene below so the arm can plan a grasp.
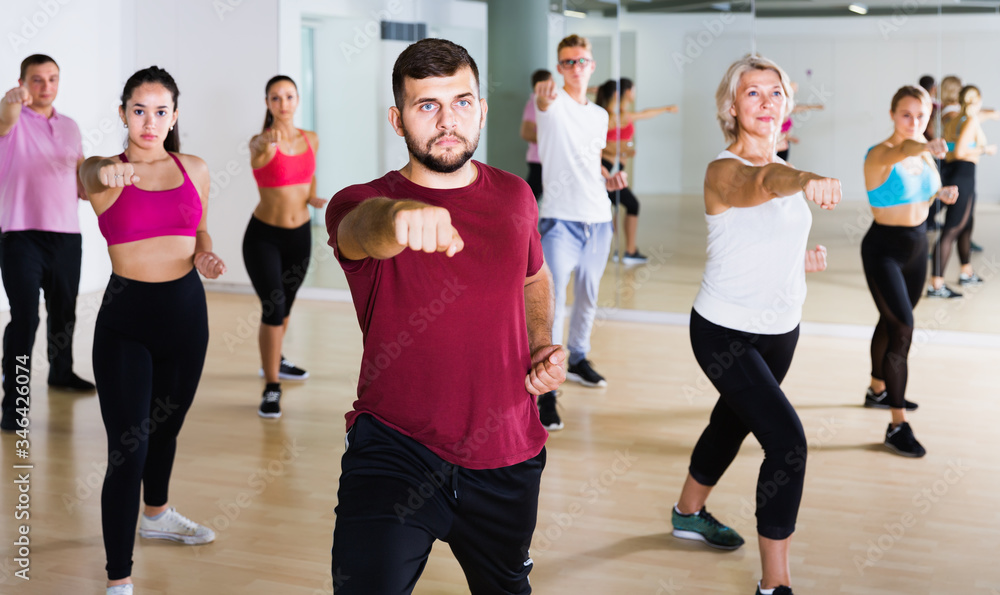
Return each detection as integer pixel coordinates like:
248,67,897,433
520,69,551,201
674,55,840,595
861,85,958,459
775,82,824,162
245,75,325,418
595,78,677,265
929,84,996,297
81,66,224,595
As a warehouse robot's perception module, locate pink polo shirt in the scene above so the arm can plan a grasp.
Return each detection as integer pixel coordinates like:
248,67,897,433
0,106,83,233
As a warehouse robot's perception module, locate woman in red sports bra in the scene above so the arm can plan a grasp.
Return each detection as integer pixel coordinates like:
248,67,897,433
244,75,325,419
80,66,224,595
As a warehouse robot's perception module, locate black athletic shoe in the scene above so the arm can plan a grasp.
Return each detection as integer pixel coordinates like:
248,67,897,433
47,373,96,392
884,422,926,458
258,356,310,381
566,359,607,388
971,241,983,253
864,387,918,411
755,586,794,595
959,273,984,286
927,284,962,298
258,386,282,419
537,391,563,431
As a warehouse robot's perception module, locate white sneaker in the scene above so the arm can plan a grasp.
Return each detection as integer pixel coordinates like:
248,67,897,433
107,585,133,595
139,507,215,545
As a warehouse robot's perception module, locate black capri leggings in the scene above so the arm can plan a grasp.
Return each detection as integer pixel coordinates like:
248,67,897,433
861,221,927,409
242,216,311,326
526,162,543,201
601,159,640,216
932,160,975,277
688,309,805,540
93,269,208,580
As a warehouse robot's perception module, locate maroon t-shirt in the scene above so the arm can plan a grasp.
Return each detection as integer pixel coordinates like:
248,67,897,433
326,161,548,469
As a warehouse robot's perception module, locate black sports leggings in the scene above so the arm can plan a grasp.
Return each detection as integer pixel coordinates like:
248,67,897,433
861,221,927,410
93,269,208,580
601,159,640,216
242,216,311,326
932,160,975,277
526,162,543,201
688,309,805,541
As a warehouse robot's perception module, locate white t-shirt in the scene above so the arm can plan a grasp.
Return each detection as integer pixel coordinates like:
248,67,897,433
536,88,611,223
692,150,812,335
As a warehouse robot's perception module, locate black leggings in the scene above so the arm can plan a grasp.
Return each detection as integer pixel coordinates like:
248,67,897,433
932,160,975,277
93,269,209,580
861,221,927,409
602,159,639,216
242,216,311,326
688,309,805,541
526,162,543,201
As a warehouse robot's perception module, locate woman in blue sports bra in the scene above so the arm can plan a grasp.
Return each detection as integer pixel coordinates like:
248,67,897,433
929,84,997,297
861,85,958,458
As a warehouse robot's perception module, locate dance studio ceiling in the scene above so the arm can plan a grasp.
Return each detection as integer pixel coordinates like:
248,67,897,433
523,0,1000,17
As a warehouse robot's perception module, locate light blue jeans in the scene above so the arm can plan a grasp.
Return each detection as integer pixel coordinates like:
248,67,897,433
539,218,613,365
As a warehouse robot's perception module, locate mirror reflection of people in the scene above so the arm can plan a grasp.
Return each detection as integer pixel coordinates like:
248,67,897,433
246,75,325,418
327,38,563,594
928,84,996,297
775,82,823,162
80,66,224,595
861,85,958,458
520,69,551,201
0,54,95,433
673,55,840,595
595,78,677,265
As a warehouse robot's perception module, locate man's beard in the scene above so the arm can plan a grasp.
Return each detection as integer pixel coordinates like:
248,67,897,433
404,129,479,174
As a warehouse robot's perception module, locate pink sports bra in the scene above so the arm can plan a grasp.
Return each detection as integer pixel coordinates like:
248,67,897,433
252,129,316,188
607,121,635,143
98,153,202,247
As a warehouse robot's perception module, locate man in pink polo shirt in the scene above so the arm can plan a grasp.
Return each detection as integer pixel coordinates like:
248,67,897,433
0,54,94,432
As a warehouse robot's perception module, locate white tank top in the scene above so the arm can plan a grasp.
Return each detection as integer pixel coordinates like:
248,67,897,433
692,150,813,335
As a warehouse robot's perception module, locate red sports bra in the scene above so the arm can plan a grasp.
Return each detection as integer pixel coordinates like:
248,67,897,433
252,129,316,187
98,153,202,247
607,121,635,143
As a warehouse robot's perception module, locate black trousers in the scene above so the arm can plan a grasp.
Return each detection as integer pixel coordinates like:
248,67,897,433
688,309,805,540
332,414,545,594
601,159,639,216
93,270,208,580
242,216,311,327
861,221,927,409
1,230,82,416
526,162,543,201
932,160,976,277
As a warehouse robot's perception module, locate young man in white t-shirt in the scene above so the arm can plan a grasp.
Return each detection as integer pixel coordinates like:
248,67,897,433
534,34,626,431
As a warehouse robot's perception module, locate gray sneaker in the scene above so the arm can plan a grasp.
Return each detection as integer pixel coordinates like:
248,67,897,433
671,505,745,550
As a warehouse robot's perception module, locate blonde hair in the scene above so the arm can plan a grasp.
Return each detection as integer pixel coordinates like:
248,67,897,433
959,84,981,113
557,34,591,54
716,54,794,144
940,75,962,105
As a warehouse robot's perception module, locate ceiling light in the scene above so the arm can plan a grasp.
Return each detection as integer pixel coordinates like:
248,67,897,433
564,9,587,18
849,3,868,13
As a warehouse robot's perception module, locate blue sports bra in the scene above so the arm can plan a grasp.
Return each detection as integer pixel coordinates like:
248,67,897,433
946,116,977,152
866,147,940,208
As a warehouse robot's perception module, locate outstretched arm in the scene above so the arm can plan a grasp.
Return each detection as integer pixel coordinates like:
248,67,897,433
705,159,840,211
337,198,464,261
629,105,678,121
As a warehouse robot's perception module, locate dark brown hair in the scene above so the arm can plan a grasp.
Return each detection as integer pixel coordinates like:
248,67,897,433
121,66,180,153
262,75,297,132
20,54,58,82
392,39,480,111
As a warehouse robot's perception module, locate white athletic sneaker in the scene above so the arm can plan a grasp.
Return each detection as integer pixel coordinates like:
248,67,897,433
139,507,215,545
107,584,133,595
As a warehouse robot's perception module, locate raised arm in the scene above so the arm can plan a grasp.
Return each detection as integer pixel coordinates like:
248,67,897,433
523,262,565,395
866,138,946,169
705,158,840,213
629,105,678,121
0,86,31,137
534,80,558,112
337,198,464,261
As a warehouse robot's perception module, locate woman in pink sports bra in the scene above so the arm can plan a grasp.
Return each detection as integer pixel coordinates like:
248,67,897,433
79,66,225,595
245,75,325,419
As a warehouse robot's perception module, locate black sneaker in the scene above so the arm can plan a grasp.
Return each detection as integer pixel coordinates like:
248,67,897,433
48,373,96,392
864,387,918,411
258,385,282,419
884,422,926,457
926,284,962,298
755,586,794,595
971,241,983,253
621,251,649,266
566,359,607,388
258,356,309,381
537,391,563,431
959,273,984,286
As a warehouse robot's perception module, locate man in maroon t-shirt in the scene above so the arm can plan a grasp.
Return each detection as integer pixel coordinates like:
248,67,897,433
325,39,565,594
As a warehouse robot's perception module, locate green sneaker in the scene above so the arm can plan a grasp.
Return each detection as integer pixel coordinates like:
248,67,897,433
671,505,745,550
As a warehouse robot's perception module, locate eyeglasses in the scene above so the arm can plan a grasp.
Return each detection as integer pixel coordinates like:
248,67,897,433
558,58,592,68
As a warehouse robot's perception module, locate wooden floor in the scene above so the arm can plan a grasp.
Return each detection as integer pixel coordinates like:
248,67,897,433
2,290,1000,594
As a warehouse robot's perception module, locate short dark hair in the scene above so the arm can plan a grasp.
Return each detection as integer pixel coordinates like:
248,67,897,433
392,38,480,110
20,54,58,82
531,69,551,88
918,75,935,93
